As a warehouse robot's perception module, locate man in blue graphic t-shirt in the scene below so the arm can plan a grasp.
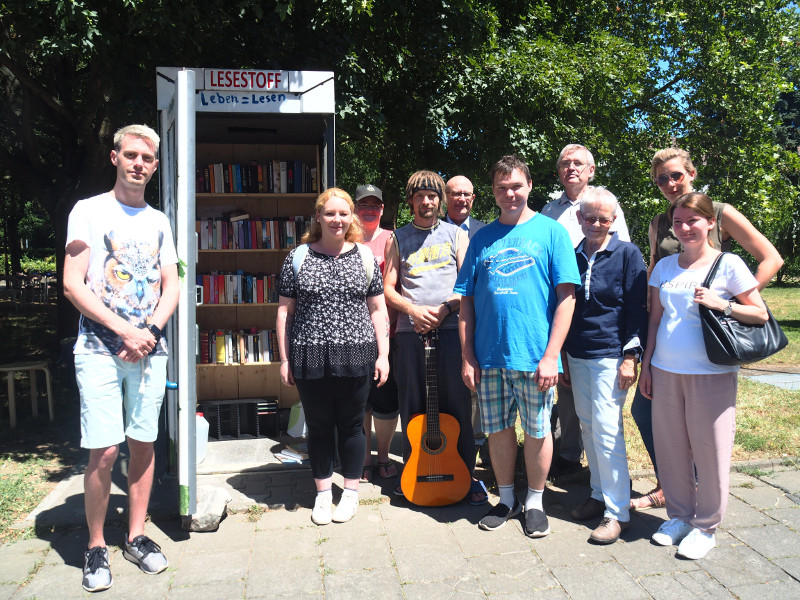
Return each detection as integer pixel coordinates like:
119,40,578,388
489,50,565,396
455,155,579,538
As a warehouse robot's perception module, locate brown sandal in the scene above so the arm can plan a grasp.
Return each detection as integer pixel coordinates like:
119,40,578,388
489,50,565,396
359,465,373,484
377,460,398,479
631,488,664,510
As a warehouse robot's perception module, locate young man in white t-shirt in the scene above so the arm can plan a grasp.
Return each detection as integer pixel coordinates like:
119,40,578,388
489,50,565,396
64,124,179,593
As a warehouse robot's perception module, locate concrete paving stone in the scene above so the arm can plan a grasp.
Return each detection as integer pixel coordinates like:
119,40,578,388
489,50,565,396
773,556,800,580
728,471,770,487
437,504,495,529
255,506,315,529
378,501,444,522
637,570,736,599
251,525,320,561
99,566,173,600
244,556,324,597
718,495,777,528
764,468,800,494
467,551,558,594
729,578,800,600
400,576,486,600
167,580,247,599
319,532,394,573
392,539,472,582
700,540,791,586
382,515,453,545
729,484,795,510
729,523,800,559
247,595,324,600
170,548,248,586
0,583,18,600
12,562,88,599
322,566,403,600
180,514,254,554
764,507,800,531
450,521,532,557
550,562,650,600
607,536,701,577
530,527,614,568
0,538,51,584
317,505,386,539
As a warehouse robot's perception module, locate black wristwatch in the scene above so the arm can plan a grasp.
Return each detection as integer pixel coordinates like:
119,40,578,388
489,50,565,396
147,324,162,343
441,300,453,316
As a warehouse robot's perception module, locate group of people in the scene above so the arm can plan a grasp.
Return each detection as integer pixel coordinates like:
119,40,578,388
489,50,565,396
275,144,783,562
66,125,782,593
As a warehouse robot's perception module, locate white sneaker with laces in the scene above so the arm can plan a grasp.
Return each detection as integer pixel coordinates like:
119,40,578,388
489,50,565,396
651,518,693,546
332,489,358,523
312,491,333,525
677,527,716,559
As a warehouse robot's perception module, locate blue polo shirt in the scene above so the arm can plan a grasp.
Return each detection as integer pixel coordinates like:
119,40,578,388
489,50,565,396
564,233,648,359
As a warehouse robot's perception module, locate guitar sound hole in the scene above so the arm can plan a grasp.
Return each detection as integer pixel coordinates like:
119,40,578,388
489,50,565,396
422,432,447,455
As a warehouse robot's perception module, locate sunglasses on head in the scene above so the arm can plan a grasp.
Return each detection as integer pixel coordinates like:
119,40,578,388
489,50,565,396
655,171,685,187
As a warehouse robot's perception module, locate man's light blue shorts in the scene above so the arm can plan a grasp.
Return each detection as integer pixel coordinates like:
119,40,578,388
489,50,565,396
478,368,554,439
75,354,168,449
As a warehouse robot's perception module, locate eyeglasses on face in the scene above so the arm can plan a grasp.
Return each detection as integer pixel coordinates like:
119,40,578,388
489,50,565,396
582,216,613,226
655,171,685,187
356,202,382,210
559,160,585,170
448,191,473,198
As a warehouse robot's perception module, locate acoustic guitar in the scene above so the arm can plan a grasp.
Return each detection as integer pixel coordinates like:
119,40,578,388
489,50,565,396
401,330,470,506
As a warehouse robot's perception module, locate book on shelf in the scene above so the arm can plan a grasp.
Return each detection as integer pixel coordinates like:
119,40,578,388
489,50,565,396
196,216,310,251
196,160,315,194
198,328,279,364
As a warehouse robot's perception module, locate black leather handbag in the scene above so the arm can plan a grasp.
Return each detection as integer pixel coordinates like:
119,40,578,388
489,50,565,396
699,253,788,366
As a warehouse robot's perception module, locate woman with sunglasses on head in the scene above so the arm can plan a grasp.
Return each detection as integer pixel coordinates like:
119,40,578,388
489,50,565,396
630,147,783,511
639,192,768,559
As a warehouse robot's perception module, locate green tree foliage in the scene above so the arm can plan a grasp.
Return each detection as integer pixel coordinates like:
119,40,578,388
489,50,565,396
0,0,798,334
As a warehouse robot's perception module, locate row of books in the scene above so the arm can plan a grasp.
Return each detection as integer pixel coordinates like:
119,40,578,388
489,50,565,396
197,215,310,250
196,160,318,194
197,272,280,305
198,328,279,365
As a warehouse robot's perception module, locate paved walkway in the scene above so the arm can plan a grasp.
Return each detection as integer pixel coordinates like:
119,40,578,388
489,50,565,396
2,457,799,599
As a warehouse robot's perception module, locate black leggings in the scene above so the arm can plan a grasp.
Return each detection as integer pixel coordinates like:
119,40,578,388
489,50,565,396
295,375,370,481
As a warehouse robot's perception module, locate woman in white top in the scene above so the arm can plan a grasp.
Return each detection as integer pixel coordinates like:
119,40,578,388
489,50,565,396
639,192,768,560
631,147,783,511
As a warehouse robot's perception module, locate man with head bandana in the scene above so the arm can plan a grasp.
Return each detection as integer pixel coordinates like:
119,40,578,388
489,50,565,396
383,170,486,505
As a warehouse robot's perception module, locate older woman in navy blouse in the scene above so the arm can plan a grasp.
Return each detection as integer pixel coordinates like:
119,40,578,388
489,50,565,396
277,188,390,525
562,188,648,545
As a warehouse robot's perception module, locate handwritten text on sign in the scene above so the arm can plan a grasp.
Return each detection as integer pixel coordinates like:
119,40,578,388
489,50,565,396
205,70,287,92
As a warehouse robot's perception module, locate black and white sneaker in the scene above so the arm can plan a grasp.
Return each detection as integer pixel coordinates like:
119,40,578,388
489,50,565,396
122,535,168,575
478,499,522,531
523,508,551,538
82,546,112,592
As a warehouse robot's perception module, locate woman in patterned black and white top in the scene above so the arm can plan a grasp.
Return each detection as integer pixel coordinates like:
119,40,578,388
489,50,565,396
277,188,390,525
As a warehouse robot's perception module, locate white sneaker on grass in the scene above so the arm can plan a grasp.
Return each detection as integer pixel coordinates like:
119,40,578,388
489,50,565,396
677,527,716,559
651,518,693,546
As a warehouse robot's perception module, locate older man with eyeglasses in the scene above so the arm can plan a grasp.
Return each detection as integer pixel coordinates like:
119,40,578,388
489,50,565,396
542,144,630,482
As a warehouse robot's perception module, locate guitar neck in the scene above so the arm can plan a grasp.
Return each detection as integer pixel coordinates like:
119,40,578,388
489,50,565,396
424,333,440,441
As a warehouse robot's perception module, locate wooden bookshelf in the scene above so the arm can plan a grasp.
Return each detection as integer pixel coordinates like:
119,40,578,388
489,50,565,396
195,142,319,409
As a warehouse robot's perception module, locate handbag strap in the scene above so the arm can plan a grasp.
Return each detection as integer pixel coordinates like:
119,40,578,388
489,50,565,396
702,252,727,288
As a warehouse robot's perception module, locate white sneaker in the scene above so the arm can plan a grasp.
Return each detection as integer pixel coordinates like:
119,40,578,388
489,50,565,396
677,527,716,559
332,490,359,523
651,518,693,546
312,492,332,525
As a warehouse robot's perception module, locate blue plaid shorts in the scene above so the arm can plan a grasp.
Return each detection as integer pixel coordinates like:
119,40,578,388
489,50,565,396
478,368,554,439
